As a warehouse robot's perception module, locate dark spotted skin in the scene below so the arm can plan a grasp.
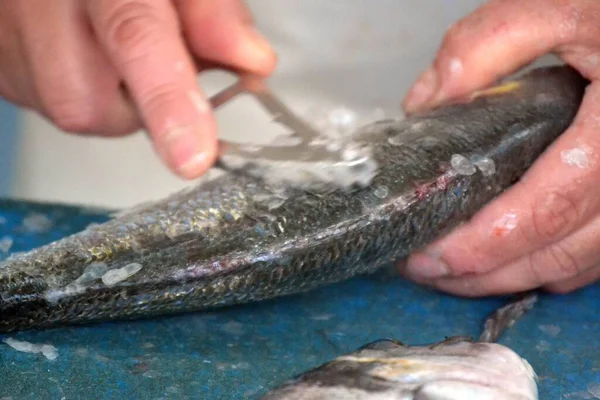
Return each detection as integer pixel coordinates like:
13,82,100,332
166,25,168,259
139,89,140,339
0,66,588,332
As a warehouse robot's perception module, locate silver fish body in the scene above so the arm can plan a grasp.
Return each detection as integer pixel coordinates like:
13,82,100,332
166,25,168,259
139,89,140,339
0,66,588,332
261,337,537,400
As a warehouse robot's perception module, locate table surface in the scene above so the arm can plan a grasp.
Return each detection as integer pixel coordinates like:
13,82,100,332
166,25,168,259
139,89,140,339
0,199,598,400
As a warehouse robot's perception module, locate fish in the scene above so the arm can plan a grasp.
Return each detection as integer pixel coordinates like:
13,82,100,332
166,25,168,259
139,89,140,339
262,294,539,400
0,65,588,332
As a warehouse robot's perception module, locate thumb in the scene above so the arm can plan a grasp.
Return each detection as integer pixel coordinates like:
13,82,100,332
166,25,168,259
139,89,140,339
402,0,579,114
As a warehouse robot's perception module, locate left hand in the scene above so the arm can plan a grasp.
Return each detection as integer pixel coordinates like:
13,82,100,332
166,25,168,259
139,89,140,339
397,0,600,297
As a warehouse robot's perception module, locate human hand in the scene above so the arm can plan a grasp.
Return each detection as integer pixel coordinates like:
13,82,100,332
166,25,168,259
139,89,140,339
398,0,600,296
0,0,276,179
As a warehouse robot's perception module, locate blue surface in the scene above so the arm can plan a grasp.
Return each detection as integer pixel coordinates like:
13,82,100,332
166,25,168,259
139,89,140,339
0,100,19,196
0,199,599,399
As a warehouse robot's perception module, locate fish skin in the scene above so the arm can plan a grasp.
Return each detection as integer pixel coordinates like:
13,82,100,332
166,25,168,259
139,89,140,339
262,294,539,399
0,66,588,332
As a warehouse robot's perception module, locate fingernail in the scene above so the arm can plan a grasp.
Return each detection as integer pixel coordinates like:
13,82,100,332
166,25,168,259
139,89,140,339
405,250,450,279
163,124,205,178
189,90,211,114
427,56,463,107
403,67,438,113
241,27,276,69
178,152,209,178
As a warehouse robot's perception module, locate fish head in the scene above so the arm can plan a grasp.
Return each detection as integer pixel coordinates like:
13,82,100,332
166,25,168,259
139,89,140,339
264,336,538,399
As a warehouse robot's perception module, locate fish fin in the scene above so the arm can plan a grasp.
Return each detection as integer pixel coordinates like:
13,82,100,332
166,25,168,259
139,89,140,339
479,292,538,343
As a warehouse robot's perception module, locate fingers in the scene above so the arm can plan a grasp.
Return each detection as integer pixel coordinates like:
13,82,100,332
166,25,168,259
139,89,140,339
543,264,600,294
405,214,600,297
0,3,41,109
16,0,140,135
402,82,600,283
86,0,218,178
173,0,276,75
3,0,277,180
398,0,600,297
402,0,586,114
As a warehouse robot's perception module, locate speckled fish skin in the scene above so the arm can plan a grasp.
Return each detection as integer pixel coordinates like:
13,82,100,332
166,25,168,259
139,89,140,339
0,66,588,332
261,337,538,400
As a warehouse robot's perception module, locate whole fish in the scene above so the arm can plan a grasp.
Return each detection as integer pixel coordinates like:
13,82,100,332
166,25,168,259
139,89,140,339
262,294,539,400
0,66,587,332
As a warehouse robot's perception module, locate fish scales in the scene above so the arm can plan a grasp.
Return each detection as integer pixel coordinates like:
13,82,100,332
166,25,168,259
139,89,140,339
0,66,588,332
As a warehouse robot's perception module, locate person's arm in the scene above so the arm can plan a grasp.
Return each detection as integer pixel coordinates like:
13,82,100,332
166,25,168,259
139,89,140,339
400,0,600,296
0,0,276,179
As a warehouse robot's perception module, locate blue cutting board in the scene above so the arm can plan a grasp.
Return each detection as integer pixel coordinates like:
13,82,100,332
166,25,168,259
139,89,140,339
0,199,598,399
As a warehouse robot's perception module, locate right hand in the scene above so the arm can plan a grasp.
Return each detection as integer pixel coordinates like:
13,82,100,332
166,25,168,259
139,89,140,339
0,0,277,179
